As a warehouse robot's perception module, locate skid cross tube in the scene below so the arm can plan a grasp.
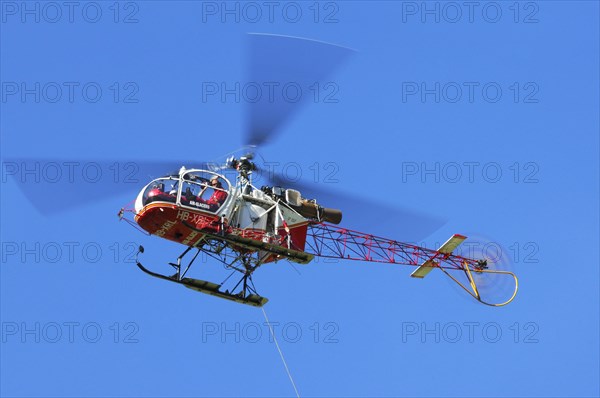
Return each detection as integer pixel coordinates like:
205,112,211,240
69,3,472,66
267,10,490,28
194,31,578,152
168,246,201,281
135,245,268,307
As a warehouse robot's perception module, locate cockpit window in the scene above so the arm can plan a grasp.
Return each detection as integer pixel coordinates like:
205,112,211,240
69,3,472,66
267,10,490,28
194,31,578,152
141,173,229,213
141,177,178,206
181,174,229,213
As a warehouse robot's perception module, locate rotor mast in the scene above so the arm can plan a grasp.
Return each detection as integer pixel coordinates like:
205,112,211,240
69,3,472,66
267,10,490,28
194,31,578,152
227,154,257,193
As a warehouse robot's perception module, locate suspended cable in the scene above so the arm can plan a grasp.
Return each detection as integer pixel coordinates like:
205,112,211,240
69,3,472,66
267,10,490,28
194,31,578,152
261,307,300,398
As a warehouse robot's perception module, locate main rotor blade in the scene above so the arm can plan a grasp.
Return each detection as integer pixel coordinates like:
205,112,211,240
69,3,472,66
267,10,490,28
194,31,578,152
245,33,354,147
265,173,446,242
2,159,210,215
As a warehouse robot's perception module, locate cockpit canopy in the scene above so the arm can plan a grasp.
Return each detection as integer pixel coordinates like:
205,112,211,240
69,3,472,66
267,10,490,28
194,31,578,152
136,169,231,214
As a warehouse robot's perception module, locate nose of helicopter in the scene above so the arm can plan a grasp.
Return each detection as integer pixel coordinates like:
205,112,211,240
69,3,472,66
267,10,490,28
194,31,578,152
134,184,149,214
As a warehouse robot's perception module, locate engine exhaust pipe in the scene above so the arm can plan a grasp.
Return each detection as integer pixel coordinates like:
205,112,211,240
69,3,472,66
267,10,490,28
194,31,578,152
297,200,342,224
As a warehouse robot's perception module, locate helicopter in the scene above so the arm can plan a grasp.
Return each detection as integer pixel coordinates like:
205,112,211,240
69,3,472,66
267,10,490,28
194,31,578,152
116,33,518,307
118,152,518,307
6,33,518,307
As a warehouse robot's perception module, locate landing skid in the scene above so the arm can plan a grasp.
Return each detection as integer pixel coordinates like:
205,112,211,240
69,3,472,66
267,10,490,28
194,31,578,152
135,246,269,307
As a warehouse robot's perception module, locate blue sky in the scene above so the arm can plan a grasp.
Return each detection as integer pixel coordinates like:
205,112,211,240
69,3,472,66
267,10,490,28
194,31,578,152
1,1,599,397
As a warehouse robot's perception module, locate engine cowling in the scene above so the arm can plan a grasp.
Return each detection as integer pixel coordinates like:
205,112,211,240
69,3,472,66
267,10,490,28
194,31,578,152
262,186,343,224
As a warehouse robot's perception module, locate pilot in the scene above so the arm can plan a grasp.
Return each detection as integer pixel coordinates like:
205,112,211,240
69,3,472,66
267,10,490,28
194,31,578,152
147,182,163,198
146,182,169,204
183,186,195,201
198,176,228,211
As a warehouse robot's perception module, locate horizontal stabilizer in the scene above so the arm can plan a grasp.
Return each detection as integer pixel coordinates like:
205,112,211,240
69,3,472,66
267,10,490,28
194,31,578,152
411,234,467,278
411,259,438,278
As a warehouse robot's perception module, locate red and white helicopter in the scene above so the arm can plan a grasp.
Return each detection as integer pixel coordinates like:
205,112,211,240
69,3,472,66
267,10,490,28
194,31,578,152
118,151,518,307
113,33,518,307
8,33,518,307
